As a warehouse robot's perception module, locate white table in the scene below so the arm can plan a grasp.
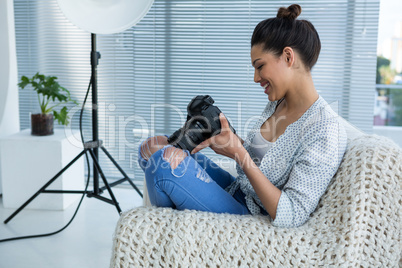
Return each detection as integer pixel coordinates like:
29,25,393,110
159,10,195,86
0,129,84,210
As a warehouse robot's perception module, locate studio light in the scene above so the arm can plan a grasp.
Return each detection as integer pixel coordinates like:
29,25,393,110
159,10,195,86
57,0,154,34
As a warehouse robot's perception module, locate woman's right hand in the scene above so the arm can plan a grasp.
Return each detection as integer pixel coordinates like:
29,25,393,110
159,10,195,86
191,113,245,161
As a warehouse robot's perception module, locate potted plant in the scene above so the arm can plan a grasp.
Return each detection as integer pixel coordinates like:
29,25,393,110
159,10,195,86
18,72,78,136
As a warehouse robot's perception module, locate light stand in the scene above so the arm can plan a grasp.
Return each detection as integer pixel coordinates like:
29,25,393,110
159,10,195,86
4,33,143,224
90,33,101,197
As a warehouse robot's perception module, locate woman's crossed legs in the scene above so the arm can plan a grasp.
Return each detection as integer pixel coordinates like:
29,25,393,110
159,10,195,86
138,136,249,215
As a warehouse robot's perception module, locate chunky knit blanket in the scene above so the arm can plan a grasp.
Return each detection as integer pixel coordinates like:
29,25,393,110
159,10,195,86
110,135,401,267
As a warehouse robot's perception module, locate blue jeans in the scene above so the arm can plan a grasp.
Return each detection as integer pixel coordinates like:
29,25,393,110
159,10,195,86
138,141,250,215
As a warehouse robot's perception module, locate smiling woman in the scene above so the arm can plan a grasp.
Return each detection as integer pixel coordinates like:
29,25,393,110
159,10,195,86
138,4,348,228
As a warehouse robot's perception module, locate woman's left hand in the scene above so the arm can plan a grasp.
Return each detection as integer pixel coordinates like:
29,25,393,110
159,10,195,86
191,113,244,160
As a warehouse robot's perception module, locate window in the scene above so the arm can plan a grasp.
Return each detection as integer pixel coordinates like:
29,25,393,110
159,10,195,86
374,0,402,126
14,0,380,186
373,0,402,148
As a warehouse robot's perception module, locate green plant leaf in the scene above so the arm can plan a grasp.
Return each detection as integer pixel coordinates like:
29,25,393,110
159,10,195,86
53,106,70,125
31,81,39,90
34,72,45,82
18,76,30,89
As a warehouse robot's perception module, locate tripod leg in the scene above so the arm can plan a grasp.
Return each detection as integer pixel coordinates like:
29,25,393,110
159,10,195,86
4,150,87,224
87,149,122,214
100,146,143,198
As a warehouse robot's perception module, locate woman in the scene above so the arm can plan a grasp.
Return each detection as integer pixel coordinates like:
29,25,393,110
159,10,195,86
138,4,347,227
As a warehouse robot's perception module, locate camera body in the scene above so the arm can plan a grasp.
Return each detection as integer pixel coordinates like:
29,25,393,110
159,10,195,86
167,95,236,152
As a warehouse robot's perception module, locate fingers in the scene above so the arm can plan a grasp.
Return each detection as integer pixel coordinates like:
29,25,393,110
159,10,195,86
191,114,230,154
219,113,232,134
191,139,211,154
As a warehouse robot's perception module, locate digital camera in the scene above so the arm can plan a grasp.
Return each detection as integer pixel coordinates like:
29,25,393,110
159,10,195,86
167,95,236,152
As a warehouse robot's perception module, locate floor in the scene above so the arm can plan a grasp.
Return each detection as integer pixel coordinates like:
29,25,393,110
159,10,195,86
0,187,143,268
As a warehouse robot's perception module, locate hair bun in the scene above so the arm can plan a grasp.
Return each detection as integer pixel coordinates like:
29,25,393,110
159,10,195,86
277,4,301,21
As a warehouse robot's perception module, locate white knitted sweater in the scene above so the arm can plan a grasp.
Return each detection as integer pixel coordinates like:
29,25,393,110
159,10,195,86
111,135,401,267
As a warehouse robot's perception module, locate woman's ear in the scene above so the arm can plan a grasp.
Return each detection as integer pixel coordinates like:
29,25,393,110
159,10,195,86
283,47,294,66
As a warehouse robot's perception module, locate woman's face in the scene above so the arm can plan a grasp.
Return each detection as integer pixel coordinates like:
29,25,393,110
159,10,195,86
250,44,291,102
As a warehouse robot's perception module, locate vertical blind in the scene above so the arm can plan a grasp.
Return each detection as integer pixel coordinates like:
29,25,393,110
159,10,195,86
14,0,379,187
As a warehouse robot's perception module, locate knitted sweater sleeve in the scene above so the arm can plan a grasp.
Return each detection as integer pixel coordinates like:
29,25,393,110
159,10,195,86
272,118,347,227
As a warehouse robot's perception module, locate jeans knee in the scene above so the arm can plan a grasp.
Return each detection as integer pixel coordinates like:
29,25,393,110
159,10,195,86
140,135,168,160
162,146,188,169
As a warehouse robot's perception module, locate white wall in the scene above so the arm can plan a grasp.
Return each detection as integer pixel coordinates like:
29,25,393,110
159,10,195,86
0,0,21,194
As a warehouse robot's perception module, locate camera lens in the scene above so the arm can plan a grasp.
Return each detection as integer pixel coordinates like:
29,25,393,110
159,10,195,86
185,120,206,148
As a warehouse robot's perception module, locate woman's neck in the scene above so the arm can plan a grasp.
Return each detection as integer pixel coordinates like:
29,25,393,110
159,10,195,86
281,72,319,114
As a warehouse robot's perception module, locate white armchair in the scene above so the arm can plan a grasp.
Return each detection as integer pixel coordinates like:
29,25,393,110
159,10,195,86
111,127,401,267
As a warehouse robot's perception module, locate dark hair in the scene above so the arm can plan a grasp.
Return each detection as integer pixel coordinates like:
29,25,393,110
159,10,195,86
251,4,321,71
